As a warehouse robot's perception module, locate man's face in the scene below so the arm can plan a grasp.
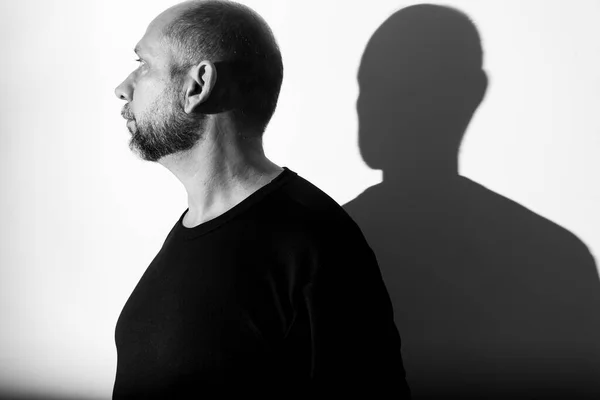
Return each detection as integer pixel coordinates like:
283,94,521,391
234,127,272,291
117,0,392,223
115,10,204,162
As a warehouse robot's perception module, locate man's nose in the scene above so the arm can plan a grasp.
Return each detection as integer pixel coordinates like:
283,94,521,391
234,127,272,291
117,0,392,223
115,76,133,101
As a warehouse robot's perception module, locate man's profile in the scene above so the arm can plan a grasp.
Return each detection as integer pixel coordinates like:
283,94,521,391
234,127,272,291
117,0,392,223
113,0,410,397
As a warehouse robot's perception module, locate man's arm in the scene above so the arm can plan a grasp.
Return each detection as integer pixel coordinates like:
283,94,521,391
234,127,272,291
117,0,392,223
301,221,411,397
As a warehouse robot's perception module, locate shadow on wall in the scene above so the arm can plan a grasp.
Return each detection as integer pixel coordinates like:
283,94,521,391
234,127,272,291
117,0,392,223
343,4,600,399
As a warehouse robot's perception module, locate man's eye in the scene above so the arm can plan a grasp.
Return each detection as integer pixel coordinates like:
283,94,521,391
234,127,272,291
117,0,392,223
135,58,145,66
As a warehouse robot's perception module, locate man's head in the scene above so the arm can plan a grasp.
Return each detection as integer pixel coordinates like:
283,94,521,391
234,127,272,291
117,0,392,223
115,0,283,162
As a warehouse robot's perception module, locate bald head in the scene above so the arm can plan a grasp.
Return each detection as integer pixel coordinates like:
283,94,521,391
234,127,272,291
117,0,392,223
159,0,284,135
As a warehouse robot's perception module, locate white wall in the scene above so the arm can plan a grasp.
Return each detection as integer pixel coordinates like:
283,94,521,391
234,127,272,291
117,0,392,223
1,0,599,398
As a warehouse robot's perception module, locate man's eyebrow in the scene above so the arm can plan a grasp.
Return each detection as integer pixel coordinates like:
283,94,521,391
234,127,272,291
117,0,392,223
134,46,153,61
134,46,149,58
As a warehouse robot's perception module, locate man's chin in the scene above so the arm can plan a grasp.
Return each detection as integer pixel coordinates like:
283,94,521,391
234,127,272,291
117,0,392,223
129,142,161,163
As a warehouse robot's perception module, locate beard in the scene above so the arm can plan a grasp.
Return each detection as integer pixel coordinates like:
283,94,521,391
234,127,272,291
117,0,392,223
123,83,206,162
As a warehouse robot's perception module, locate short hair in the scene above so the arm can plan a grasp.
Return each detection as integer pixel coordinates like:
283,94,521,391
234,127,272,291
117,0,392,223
163,0,283,135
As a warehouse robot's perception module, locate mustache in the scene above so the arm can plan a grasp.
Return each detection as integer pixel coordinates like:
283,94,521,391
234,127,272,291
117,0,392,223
121,104,135,120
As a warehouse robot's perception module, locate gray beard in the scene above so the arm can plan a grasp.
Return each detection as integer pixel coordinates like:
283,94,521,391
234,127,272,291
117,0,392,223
128,88,206,162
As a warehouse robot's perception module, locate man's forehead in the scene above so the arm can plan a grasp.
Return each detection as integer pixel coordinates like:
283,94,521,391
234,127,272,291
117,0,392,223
134,27,166,59
135,3,189,58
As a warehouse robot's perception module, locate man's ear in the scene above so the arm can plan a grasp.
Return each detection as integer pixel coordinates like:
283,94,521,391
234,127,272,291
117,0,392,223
183,60,217,114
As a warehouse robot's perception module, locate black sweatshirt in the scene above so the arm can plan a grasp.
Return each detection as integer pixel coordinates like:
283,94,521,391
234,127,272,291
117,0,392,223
112,167,410,399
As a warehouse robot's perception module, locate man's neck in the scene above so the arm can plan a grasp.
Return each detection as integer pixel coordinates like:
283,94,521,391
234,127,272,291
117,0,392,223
158,118,283,228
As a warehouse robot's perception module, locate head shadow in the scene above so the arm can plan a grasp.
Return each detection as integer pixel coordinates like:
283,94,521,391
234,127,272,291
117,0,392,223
344,4,600,398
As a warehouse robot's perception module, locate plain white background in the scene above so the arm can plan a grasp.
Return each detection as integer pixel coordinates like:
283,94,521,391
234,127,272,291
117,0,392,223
1,0,600,398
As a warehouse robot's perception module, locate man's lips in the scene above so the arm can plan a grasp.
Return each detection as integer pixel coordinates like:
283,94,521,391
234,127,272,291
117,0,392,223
121,106,135,120
124,116,136,128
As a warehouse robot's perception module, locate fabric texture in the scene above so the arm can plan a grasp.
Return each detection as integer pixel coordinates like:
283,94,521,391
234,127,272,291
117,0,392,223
112,167,411,398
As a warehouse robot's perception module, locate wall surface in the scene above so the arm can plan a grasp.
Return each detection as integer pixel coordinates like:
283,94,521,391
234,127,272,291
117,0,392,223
1,0,600,398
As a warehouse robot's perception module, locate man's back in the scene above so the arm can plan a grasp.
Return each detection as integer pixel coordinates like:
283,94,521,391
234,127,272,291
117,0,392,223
113,167,410,398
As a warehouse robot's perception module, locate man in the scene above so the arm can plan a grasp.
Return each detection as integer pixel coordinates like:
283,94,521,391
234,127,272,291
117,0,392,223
113,0,410,398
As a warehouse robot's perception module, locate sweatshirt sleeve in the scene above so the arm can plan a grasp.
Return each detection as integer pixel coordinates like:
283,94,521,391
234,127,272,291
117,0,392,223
301,220,411,398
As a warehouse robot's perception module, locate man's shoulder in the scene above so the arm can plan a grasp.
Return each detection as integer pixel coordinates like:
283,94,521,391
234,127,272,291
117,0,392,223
283,173,337,206
255,172,366,246
252,172,376,282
